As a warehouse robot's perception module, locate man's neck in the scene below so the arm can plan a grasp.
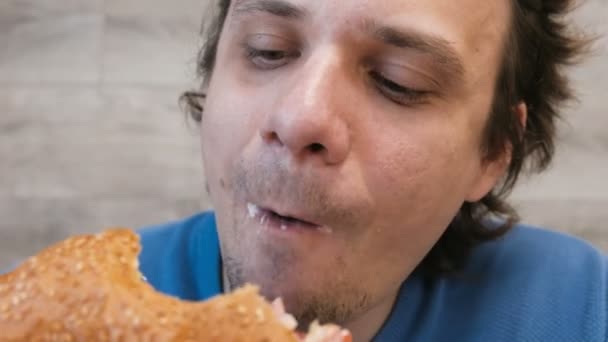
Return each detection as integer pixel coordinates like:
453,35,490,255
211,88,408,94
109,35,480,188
221,265,229,294
342,290,398,342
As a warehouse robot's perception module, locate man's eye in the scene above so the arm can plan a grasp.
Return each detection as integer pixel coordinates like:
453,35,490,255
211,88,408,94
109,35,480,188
369,71,429,106
244,46,296,70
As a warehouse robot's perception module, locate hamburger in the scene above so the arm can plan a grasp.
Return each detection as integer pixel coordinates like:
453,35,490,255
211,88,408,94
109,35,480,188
0,228,351,341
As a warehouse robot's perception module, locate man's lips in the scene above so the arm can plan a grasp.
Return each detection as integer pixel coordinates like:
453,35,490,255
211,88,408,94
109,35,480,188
246,203,333,234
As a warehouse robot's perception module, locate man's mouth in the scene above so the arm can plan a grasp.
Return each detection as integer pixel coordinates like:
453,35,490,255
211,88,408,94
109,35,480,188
247,203,332,234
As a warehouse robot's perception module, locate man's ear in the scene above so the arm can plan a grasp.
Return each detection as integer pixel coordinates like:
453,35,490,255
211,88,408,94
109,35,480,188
515,102,527,130
465,102,528,202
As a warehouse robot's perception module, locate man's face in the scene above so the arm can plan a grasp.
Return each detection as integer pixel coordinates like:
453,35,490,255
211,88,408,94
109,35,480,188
201,0,510,326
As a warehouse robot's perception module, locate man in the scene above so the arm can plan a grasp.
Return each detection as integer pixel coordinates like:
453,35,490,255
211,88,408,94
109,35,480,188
138,0,604,341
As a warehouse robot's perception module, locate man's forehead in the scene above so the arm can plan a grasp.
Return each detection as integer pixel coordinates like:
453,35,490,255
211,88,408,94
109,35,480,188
229,0,511,48
232,0,308,19
228,0,511,80
230,0,510,21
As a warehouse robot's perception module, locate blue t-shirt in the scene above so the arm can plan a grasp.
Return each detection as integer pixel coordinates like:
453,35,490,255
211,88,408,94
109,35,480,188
138,212,607,341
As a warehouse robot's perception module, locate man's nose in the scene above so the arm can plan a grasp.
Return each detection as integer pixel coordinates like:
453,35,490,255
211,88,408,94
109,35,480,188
260,50,352,166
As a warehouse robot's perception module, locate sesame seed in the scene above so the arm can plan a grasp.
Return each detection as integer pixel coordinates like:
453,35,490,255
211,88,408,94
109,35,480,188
237,305,247,315
256,308,266,323
28,256,37,265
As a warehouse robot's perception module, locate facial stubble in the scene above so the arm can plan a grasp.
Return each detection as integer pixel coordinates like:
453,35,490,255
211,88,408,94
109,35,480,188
220,156,374,328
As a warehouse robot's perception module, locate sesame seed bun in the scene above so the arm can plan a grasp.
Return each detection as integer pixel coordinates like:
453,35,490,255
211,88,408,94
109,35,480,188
0,229,351,342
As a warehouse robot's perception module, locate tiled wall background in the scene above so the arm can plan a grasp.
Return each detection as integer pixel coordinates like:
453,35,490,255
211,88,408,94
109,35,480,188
1,0,606,270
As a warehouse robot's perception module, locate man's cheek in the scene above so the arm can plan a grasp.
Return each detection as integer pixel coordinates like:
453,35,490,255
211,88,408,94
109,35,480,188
202,119,242,163
378,156,461,224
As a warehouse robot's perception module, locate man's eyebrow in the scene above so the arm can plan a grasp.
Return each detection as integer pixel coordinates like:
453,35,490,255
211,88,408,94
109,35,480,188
364,20,465,82
232,0,308,20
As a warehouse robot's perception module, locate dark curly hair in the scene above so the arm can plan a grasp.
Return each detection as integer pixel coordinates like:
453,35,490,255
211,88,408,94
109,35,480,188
181,0,591,276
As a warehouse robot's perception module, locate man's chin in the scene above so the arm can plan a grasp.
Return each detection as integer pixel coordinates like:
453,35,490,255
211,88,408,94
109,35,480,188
225,256,371,327
257,282,334,325
273,283,367,328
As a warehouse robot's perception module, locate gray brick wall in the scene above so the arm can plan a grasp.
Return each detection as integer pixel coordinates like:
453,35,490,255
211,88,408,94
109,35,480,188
1,0,607,270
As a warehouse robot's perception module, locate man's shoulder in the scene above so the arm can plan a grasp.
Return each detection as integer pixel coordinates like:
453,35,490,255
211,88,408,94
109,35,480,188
136,211,221,300
375,225,607,341
474,223,606,275
467,223,607,300
137,211,215,243
458,224,607,340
